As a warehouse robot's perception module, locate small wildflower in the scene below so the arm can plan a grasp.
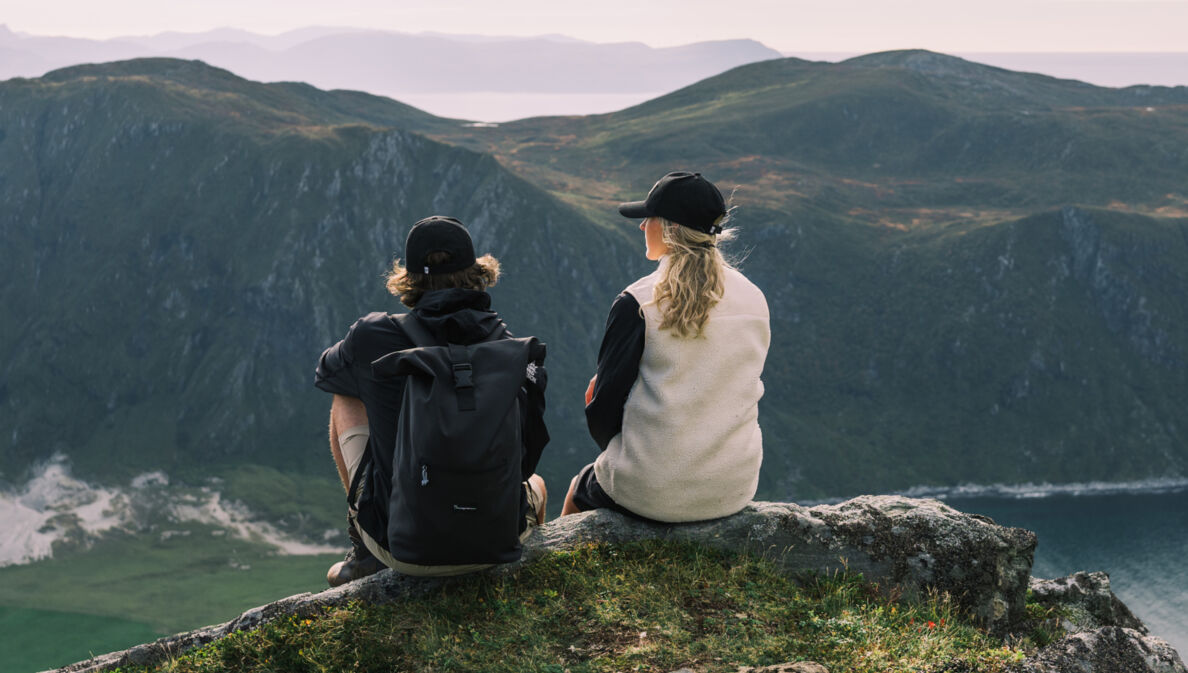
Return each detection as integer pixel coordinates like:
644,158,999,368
927,621,937,629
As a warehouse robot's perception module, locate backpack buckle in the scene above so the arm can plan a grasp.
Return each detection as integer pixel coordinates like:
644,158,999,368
448,344,476,411
452,362,474,388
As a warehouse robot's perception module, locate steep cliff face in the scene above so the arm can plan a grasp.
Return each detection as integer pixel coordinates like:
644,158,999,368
789,206,1188,492
0,61,638,485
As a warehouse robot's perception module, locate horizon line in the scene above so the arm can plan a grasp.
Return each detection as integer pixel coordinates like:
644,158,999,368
5,24,1188,56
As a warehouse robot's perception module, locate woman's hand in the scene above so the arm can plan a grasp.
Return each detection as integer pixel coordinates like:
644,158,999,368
585,375,597,406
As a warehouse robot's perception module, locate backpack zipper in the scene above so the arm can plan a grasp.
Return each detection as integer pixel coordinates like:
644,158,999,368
421,464,429,487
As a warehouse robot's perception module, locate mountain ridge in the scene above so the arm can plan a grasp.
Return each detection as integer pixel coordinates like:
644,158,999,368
0,26,783,104
1,53,1185,502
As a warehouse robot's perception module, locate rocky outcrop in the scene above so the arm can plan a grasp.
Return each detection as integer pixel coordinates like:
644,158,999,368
527,496,1037,632
1029,572,1147,633
46,497,1188,673
1012,572,1187,673
47,496,1036,673
1016,627,1186,673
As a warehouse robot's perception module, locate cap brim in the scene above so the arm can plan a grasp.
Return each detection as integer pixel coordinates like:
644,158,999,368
618,201,651,218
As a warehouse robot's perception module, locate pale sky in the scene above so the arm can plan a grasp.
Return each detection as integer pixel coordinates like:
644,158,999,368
3,0,1188,53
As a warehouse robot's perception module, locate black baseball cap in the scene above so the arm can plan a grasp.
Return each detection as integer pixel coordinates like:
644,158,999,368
405,216,477,274
618,171,727,234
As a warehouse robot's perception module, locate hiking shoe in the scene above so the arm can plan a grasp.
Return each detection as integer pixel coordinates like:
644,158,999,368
326,516,386,587
529,474,548,525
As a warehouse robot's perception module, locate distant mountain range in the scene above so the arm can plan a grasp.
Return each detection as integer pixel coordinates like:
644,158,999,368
0,24,780,99
7,25,1187,122
1,51,1186,503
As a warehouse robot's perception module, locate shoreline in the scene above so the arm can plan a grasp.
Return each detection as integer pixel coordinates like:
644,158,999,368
903,477,1188,501
798,477,1188,506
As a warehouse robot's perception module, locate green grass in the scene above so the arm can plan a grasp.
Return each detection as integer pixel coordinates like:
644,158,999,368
116,540,1042,673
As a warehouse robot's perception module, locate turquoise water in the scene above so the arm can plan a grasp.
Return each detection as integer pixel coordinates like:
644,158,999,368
948,490,1188,657
0,606,162,673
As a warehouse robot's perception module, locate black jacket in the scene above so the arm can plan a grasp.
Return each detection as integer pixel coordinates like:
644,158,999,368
315,288,548,545
585,292,645,450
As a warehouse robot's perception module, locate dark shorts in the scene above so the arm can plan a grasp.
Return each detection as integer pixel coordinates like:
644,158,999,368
570,462,662,524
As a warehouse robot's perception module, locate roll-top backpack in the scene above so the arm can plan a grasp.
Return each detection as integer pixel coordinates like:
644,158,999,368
367,314,545,566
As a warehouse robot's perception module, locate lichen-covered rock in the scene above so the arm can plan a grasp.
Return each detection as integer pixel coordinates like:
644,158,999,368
1016,626,1187,673
527,496,1037,633
1029,572,1147,634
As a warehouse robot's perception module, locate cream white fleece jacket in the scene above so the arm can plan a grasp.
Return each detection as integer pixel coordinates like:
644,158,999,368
594,261,770,522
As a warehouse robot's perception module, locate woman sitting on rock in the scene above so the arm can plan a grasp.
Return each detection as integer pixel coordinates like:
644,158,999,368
561,171,771,522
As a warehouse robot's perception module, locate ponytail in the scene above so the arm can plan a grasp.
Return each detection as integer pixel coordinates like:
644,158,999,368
649,215,737,338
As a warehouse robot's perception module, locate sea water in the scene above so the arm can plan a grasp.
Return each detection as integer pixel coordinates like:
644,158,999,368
946,490,1188,656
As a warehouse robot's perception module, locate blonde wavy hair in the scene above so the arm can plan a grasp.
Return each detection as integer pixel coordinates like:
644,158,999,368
385,251,501,308
649,214,738,338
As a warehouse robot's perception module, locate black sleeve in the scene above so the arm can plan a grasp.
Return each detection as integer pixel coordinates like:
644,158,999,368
314,318,364,397
520,352,549,479
585,292,645,451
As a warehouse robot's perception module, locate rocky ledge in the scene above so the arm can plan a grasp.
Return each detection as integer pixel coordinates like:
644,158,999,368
47,495,1184,673
1017,571,1186,673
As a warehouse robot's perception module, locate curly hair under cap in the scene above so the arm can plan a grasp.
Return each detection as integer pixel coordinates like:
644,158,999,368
386,251,501,308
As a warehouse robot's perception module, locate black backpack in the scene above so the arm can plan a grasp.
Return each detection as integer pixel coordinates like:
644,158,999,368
366,314,545,566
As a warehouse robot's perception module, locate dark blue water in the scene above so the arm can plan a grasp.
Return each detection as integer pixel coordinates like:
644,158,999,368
947,491,1187,656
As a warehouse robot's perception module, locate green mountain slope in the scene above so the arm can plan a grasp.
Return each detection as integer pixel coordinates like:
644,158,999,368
427,50,1188,497
35,58,461,133
436,50,1188,215
0,59,641,491
2,52,1186,503
759,206,1187,496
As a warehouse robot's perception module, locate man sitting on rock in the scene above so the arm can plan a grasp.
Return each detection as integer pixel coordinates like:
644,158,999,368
314,216,549,585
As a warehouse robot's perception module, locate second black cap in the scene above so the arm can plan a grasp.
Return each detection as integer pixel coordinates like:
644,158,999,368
618,171,727,234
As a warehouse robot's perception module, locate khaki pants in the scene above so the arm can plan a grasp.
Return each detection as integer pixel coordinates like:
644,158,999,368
340,425,542,577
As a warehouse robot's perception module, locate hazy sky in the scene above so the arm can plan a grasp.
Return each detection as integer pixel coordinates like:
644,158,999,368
5,0,1188,53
